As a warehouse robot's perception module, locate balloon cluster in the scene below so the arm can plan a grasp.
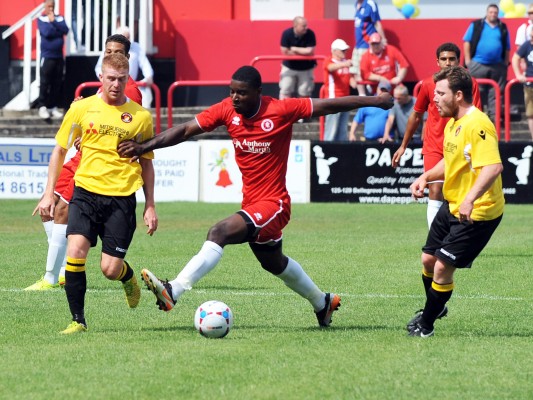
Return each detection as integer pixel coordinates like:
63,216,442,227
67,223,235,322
392,0,420,19
499,0,527,18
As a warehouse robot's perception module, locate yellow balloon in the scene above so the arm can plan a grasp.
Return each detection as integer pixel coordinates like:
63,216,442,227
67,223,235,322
505,10,519,17
499,0,515,13
412,6,420,18
392,0,407,9
405,0,419,5
514,3,527,16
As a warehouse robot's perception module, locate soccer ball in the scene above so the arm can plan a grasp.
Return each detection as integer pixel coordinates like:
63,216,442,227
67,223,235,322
194,300,234,338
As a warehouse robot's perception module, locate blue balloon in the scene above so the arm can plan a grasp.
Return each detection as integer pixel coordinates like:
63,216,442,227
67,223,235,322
498,10,505,18
401,3,415,18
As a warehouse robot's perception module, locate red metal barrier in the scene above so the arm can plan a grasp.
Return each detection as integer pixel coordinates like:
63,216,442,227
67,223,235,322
412,78,501,140
249,55,327,68
504,78,531,143
74,81,162,134
166,80,229,128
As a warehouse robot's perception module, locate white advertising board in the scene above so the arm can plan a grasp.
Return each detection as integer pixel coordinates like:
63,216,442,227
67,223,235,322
250,0,304,21
199,139,309,204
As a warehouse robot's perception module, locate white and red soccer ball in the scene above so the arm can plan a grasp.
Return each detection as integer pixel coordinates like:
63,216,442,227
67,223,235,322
194,300,234,338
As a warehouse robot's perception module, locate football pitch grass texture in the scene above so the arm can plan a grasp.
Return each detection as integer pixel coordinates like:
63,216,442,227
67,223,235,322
0,200,531,400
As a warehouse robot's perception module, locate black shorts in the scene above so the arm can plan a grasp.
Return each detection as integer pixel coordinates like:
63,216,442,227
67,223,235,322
423,201,502,268
67,186,137,258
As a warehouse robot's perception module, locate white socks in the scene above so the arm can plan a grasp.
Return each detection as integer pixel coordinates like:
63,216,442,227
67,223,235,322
170,241,223,300
277,257,325,312
44,224,67,284
43,220,54,244
427,200,443,229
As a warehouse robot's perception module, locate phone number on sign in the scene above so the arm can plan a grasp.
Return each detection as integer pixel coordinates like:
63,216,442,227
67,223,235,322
0,181,45,195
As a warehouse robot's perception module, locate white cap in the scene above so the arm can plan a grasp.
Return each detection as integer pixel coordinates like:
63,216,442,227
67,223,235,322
331,38,350,51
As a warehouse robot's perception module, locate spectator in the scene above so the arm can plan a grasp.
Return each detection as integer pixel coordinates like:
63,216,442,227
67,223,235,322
512,29,533,141
36,0,69,120
95,26,154,108
348,80,391,141
359,33,409,92
352,0,387,96
279,16,317,99
379,84,422,144
323,39,355,141
463,3,510,122
515,3,533,47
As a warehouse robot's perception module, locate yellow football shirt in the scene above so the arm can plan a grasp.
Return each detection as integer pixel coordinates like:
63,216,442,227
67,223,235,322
443,106,504,221
55,94,154,196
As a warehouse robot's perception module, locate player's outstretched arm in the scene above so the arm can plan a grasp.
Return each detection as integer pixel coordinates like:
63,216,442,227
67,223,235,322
392,111,423,167
118,119,203,159
311,92,393,117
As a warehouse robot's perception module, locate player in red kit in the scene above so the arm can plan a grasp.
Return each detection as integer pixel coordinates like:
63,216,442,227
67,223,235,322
118,65,392,327
392,43,481,228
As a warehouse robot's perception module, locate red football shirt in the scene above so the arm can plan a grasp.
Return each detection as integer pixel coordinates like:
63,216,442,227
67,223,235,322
360,45,410,81
414,76,481,157
196,96,313,206
323,56,352,98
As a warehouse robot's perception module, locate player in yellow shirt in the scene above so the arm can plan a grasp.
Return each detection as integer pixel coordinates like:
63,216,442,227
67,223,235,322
407,66,504,338
34,53,158,334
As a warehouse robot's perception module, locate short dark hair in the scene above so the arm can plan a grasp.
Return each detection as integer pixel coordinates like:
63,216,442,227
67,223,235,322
436,42,460,60
433,66,473,103
105,34,131,55
231,66,262,89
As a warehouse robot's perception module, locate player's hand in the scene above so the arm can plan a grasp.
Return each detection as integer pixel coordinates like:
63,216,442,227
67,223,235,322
143,205,158,236
32,194,56,219
376,92,394,110
410,176,427,200
117,140,142,162
392,147,405,168
458,200,474,224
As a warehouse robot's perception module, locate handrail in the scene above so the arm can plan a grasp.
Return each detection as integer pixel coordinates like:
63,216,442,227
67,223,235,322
73,81,162,134
504,78,530,143
166,80,229,128
413,78,501,140
1,3,44,40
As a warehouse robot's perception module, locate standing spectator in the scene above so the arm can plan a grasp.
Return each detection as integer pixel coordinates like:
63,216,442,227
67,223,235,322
348,80,391,141
95,26,154,108
36,0,69,120
463,3,510,121
392,42,482,229
359,33,409,92
352,0,387,96
323,39,354,141
279,16,317,99
379,85,422,144
407,66,504,338
512,29,533,141
515,4,533,47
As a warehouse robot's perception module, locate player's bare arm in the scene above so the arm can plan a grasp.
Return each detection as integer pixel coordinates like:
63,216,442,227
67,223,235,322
118,119,203,159
392,110,424,167
139,157,158,235
32,145,68,218
312,92,393,117
459,163,503,223
410,158,445,200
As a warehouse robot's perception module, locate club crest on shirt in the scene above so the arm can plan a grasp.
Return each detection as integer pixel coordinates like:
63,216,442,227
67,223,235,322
455,125,462,136
121,112,133,123
261,119,274,132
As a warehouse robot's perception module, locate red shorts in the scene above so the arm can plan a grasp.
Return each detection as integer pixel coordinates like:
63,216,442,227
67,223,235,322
423,151,443,172
240,197,291,244
54,152,81,203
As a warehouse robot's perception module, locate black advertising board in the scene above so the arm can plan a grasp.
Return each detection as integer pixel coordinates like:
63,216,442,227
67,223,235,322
310,142,533,204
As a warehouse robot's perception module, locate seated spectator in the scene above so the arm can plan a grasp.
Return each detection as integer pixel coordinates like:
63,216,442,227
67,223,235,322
348,81,391,141
279,16,317,99
360,33,409,93
323,38,355,141
380,85,423,144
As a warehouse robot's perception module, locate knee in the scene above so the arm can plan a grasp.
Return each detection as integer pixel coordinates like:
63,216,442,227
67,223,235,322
421,253,436,273
206,223,228,245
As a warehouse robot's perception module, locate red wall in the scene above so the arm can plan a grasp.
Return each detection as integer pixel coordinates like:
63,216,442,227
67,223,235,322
171,18,523,84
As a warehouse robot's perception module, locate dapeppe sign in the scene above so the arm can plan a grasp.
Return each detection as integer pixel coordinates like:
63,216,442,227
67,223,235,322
310,142,533,204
